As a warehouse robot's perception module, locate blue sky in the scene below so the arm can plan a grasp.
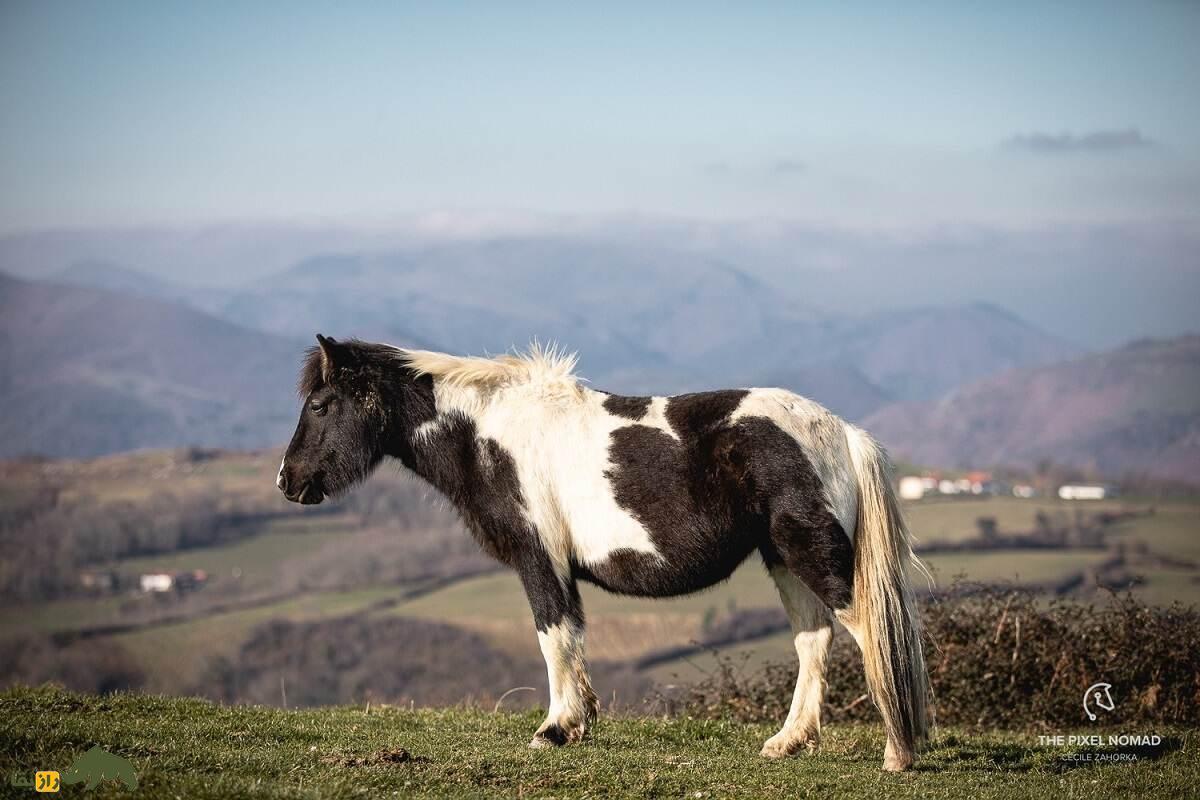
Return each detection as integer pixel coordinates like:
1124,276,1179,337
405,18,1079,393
2,0,1198,231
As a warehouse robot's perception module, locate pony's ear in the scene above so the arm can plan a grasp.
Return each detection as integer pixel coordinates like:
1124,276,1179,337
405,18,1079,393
315,334,341,383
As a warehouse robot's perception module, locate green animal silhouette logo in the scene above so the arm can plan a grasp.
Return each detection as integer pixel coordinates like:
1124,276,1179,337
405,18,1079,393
60,746,138,791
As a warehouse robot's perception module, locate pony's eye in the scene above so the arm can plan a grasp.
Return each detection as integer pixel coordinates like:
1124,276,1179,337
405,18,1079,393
310,400,327,416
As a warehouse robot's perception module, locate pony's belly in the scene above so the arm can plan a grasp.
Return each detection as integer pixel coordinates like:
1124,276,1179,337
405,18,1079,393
573,535,761,598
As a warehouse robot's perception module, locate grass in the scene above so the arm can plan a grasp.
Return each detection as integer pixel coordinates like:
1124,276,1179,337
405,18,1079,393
646,629,800,683
113,585,408,691
0,519,354,639
1,686,1195,799
388,563,785,623
379,563,786,661
0,596,128,639
903,496,1191,544
1106,501,1200,561
921,550,1110,587
115,518,351,586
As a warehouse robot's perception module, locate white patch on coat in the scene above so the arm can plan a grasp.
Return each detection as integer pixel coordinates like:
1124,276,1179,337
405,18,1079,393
730,388,858,538
640,396,680,440
276,457,286,490
406,350,664,580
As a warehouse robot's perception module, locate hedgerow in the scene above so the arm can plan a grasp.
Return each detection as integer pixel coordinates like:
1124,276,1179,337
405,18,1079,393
662,587,1200,728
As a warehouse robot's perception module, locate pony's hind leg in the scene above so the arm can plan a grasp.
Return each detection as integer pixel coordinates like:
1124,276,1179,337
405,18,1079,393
517,551,598,748
760,565,834,758
757,497,854,758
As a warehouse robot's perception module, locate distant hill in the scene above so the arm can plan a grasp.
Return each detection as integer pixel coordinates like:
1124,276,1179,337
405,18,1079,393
817,303,1080,402
863,335,1200,483
53,261,235,316
210,240,827,393
54,260,179,299
203,238,1075,399
0,272,304,458
3,241,1083,457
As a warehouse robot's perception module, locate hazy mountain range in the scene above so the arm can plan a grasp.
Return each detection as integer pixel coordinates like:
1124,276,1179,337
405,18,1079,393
0,272,299,457
4,219,1197,348
864,336,1200,482
2,234,1196,482
48,238,1080,398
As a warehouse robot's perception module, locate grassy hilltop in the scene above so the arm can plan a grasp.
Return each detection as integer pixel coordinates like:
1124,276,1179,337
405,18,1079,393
1,686,1196,799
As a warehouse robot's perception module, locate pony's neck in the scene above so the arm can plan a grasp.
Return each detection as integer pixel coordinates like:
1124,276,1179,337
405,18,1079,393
388,346,586,498
376,367,437,471
397,377,503,507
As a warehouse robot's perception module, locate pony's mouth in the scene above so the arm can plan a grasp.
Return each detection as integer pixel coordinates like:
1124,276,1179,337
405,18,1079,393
285,481,325,505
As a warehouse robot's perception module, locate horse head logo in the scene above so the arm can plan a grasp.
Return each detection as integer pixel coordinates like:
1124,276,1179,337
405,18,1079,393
60,745,138,791
1083,682,1115,721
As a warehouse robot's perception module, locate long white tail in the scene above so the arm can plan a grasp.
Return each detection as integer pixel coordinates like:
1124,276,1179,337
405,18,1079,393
843,424,930,769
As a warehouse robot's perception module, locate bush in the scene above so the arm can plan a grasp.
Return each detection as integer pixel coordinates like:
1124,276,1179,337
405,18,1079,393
0,634,145,695
663,586,1200,729
195,613,654,711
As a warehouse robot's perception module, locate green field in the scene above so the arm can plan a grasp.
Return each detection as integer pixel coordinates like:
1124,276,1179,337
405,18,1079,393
0,512,358,635
115,516,353,584
4,493,1197,702
114,585,407,692
2,686,1194,799
921,549,1109,586
906,495,1199,550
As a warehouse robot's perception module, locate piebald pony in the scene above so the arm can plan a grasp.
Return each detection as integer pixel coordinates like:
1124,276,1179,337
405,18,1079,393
278,336,930,771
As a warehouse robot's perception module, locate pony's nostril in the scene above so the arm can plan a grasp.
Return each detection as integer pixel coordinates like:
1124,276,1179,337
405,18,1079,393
277,470,289,493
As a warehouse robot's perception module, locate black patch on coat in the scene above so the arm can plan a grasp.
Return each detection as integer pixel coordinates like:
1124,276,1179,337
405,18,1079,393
602,394,652,420
588,421,764,596
663,390,749,440
737,417,856,610
407,411,581,632
591,391,854,610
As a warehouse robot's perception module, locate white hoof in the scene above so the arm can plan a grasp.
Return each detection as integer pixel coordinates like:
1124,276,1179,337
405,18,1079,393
759,732,813,759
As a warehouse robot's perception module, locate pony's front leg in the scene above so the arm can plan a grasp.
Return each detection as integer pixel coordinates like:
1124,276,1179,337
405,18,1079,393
518,555,598,748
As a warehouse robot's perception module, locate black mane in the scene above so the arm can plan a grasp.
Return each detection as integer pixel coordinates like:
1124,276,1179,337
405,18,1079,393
297,344,324,398
296,338,409,398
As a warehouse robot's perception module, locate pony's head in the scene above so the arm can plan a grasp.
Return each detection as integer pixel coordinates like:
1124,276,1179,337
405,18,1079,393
278,335,413,504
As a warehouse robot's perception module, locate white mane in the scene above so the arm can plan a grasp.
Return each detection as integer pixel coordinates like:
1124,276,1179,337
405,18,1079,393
399,342,582,393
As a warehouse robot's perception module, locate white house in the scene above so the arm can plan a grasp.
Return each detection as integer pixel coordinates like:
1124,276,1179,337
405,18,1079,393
140,573,174,592
1058,484,1116,501
898,476,926,500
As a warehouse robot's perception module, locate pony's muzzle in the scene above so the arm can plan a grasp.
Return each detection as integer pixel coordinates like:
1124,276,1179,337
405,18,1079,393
294,482,324,504
279,470,324,505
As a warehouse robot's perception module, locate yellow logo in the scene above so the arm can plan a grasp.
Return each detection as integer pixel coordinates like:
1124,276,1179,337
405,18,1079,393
34,772,59,793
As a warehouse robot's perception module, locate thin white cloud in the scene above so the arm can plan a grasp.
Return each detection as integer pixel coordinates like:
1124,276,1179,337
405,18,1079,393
1002,129,1155,155
769,158,806,175
702,158,806,178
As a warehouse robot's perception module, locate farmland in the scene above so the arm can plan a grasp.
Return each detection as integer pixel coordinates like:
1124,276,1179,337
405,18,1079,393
1,449,1197,707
